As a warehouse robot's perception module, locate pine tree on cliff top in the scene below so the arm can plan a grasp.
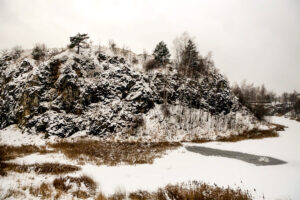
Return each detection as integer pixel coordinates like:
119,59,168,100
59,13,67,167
69,33,89,54
153,41,171,66
180,39,199,76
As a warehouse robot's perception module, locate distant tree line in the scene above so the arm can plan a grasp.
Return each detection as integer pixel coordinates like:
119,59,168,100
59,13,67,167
280,91,299,105
279,91,300,118
232,81,276,120
232,81,276,104
232,81,300,120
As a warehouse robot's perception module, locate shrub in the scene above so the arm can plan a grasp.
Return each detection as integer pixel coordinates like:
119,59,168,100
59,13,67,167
53,175,97,197
11,46,24,60
132,56,139,64
109,39,117,54
143,59,159,71
48,48,61,58
249,104,268,121
121,46,130,57
32,43,47,61
29,183,52,199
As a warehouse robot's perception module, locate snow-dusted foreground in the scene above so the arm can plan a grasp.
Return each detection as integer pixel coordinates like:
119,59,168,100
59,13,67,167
0,116,299,199
82,116,300,199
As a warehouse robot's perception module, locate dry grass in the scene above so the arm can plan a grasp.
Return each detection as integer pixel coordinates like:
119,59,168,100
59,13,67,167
29,183,52,199
50,140,181,165
218,128,279,142
0,162,8,176
53,175,97,198
192,123,286,143
1,162,80,175
3,189,26,199
96,181,252,200
0,144,55,176
0,144,52,162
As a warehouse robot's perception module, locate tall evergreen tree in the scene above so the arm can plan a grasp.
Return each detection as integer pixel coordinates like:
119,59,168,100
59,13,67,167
69,33,89,54
180,39,199,77
153,41,171,66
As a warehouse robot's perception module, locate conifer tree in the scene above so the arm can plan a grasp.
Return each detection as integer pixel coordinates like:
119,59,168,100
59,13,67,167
69,33,89,54
153,41,171,66
180,39,199,77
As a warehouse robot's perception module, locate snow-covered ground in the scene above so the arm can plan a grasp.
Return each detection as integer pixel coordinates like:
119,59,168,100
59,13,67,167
82,116,300,199
0,124,48,146
1,116,299,199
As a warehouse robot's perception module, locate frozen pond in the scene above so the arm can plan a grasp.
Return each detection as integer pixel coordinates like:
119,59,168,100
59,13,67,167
185,145,287,166
83,116,300,199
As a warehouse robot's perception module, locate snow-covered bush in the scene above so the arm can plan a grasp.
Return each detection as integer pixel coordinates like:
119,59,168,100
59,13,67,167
10,46,24,60
32,43,47,61
144,59,159,71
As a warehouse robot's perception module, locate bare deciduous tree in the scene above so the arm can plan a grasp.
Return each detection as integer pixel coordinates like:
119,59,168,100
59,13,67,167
108,39,117,54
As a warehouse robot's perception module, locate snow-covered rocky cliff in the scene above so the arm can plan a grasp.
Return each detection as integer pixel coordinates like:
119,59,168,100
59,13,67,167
0,48,261,141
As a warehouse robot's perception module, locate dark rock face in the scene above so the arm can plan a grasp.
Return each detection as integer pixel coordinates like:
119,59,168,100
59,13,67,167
0,51,239,137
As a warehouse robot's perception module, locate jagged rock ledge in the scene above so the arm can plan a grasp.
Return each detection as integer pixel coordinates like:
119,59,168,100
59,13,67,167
0,49,262,141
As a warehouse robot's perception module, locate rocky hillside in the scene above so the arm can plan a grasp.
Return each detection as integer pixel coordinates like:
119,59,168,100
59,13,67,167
0,48,261,141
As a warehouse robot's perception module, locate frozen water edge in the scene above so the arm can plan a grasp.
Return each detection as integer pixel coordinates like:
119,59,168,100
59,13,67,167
81,116,300,199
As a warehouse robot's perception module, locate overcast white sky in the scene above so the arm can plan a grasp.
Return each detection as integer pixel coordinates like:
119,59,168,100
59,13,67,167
0,0,299,94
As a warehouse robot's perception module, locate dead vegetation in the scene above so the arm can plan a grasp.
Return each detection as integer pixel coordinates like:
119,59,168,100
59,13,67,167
96,181,252,200
191,123,286,143
0,141,180,176
218,128,278,142
2,188,26,199
0,144,55,176
50,140,181,165
291,116,300,122
53,175,97,198
29,183,52,199
1,162,80,176
0,144,52,162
